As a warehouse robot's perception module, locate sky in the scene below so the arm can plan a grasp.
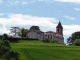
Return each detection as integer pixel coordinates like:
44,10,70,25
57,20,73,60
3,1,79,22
0,0,80,43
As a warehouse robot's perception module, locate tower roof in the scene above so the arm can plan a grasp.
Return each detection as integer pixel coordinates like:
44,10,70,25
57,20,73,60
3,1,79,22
56,21,63,29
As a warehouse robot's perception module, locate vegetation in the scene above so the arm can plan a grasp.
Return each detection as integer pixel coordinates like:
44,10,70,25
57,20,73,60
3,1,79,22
67,31,80,45
11,40,80,60
43,38,54,43
0,34,20,60
73,39,80,46
3,33,8,40
10,27,20,37
18,28,28,37
30,26,40,30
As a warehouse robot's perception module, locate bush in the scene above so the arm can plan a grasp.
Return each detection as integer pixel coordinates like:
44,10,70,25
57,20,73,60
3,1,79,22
50,39,54,43
43,38,50,43
3,51,20,60
43,38,54,43
0,39,20,60
0,40,10,58
73,39,80,46
3,34,8,40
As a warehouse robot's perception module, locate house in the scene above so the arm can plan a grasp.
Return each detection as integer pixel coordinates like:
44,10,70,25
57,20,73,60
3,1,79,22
27,21,64,44
27,30,44,40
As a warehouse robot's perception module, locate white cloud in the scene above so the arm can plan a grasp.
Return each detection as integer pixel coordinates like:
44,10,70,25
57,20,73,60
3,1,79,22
64,15,75,20
63,25,80,35
0,13,59,34
74,8,80,11
56,0,80,3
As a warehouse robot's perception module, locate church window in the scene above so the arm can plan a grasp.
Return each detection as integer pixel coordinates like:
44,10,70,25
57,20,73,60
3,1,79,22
51,35,52,39
58,29,59,32
48,35,49,38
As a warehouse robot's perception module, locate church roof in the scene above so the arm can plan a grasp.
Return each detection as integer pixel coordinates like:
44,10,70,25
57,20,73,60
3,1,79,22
56,21,63,29
46,31,55,33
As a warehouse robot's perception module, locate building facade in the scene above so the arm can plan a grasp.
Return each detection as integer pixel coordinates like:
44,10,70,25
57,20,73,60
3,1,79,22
27,30,44,40
45,21,64,44
27,21,64,44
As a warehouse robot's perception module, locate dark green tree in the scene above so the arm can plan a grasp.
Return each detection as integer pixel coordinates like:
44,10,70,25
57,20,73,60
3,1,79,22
30,26,40,31
0,37,20,60
0,40,10,58
18,28,28,37
73,39,80,46
3,33,8,40
3,51,20,60
67,31,80,45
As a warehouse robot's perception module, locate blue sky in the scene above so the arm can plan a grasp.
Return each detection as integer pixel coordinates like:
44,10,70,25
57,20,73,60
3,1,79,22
0,0,80,43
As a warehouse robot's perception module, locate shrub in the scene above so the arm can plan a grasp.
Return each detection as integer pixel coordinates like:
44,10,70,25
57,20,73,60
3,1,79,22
50,39,54,43
73,39,80,46
3,34,8,40
43,38,50,43
0,39,20,60
3,51,20,60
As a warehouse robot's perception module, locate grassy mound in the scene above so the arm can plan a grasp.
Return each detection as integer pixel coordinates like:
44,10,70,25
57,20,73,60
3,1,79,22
11,40,80,60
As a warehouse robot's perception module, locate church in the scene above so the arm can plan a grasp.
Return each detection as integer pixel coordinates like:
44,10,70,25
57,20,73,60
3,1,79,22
45,21,64,44
27,21,64,44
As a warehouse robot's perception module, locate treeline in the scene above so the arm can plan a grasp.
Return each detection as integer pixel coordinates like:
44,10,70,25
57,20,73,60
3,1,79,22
67,31,80,46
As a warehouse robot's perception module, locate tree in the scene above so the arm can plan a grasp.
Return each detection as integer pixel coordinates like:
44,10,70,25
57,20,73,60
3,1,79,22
30,26,40,31
67,31,80,45
3,51,20,60
0,36,20,60
73,39,80,46
0,40,10,58
10,27,20,37
3,33,8,40
18,28,28,37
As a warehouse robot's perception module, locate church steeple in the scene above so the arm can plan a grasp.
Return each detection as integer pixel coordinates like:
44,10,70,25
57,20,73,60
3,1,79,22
56,21,63,35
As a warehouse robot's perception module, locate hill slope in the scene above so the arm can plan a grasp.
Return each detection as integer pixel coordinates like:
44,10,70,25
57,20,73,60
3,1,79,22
11,40,80,60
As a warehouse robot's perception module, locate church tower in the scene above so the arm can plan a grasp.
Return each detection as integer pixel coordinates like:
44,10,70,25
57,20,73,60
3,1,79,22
56,21,63,36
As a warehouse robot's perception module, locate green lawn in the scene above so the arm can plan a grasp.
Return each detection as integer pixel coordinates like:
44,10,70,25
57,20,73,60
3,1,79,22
11,40,80,60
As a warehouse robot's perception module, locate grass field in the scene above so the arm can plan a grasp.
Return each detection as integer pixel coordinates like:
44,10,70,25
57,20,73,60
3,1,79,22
11,40,80,60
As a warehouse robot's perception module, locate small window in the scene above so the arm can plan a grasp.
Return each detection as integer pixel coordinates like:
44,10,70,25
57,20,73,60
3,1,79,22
58,29,59,32
48,35,49,38
51,35,52,39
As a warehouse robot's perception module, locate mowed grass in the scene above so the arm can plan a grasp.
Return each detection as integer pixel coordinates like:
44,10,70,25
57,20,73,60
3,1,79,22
11,40,80,60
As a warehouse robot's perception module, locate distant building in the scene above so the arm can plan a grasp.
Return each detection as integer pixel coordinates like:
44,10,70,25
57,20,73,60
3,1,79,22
27,30,44,40
45,21,64,44
26,21,64,44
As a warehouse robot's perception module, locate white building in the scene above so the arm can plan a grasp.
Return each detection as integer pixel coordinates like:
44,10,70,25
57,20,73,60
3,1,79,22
27,21,64,44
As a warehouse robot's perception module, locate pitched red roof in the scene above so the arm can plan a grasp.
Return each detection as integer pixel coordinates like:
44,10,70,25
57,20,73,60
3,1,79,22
56,21,63,28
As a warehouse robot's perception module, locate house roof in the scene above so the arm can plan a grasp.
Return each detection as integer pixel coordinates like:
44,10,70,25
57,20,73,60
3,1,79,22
28,30,44,34
56,21,63,29
46,31,55,33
